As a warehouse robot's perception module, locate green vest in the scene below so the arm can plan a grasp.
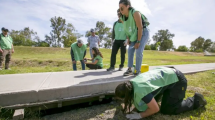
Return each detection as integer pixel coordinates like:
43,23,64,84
94,55,103,68
121,9,149,42
114,22,127,40
130,67,179,112
71,42,86,61
0,34,13,50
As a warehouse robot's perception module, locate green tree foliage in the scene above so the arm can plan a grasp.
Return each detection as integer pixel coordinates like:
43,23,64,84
50,16,66,47
191,37,213,52
152,29,174,51
177,45,189,52
85,21,112,48
10,27,39,46
144,45,151,50
45,16,82,47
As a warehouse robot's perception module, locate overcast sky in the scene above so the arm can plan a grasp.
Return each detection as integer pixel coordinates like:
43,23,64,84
0,0,214,48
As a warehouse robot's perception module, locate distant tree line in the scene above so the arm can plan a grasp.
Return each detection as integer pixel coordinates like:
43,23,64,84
7,16,214,52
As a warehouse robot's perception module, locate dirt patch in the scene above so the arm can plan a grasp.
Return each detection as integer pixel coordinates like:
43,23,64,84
187,86,205,93
10,59,71,67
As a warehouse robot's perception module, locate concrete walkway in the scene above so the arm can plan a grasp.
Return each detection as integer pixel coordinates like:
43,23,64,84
0,63,215,109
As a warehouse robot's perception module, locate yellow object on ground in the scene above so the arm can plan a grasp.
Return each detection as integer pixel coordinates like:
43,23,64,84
141,64,149,73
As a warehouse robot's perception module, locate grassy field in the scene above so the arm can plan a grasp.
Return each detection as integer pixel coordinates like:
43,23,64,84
0,46,214,74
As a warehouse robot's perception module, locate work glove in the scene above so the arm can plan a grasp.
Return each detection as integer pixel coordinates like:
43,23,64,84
126,112,142,120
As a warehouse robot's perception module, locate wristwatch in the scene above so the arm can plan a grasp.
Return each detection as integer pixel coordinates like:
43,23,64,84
136,40,141,43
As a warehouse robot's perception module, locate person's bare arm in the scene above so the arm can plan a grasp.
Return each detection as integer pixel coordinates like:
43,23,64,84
12,44,14,53
140,98,160,118
133,12,143,41
85,60,98,65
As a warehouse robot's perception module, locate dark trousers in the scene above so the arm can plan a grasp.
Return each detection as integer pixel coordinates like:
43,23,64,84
158,69,195,115
110,40,126,68
86,64,102,70
0,49,12,69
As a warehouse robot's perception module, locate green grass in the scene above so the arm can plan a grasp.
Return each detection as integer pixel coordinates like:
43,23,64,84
0,46,214,75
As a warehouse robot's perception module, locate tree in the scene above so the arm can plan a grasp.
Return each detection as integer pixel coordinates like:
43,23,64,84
177,45,189,52
152,29,175,51
191,37,213,52
85,21,112,48
144,45,151,50
50,16,66,47
10,27,40,46
62,23,82,47
208,42,215,52
46,17,82,47
203,39,213,51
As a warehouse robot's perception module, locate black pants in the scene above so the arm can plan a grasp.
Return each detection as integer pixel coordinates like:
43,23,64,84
110,40,126,68
158,69,195,115
86,64,102,70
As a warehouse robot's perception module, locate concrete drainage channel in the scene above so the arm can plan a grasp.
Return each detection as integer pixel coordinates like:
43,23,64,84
0,94,115,120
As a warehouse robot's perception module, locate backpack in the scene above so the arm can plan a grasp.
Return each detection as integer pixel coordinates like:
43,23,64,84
131,8,150,28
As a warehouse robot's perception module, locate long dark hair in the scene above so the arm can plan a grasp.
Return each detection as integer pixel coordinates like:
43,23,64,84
92,47,103,58
115,81,134,113
119,0,133,10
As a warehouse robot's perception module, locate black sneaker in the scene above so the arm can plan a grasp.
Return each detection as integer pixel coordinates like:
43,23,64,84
123,69,133,76
118,66,123,71
107,67,115,71
134,72,140,76
194,93,207,109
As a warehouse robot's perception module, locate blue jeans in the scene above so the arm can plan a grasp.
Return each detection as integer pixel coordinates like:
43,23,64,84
73,60,85,71
128,28,149,72
90,48,93,58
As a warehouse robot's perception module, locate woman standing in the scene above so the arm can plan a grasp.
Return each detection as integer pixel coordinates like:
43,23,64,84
119,0,150,76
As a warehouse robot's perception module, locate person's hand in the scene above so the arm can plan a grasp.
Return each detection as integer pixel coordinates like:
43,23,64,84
126,112,142,120
12,49,14,53
127,39,130,45
134,43,140,49
124,40,127,46
72,61,76,64
0,49,3,53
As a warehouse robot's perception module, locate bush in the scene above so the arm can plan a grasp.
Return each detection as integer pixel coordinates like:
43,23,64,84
195,49,203,52
144,45,151,50
177,45,189,52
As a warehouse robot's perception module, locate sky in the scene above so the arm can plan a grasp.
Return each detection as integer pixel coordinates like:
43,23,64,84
0,0,214,48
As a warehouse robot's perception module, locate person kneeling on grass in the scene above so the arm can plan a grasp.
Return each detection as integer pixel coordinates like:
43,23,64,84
115,67,207,120
71,39,87,71
85,47,103,70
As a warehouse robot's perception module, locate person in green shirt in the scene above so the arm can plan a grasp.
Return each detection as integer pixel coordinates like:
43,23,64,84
70,39,87,71
85,47,103,69
119,0,150,76
115,67,207,119
107,9,127,71
0,27,14,70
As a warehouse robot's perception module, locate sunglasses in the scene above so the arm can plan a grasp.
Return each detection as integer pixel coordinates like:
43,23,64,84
120,7,124,11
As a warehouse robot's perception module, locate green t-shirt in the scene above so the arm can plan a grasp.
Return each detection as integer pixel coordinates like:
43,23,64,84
71,42,87,61
0,34,13,50
130,67,179,112
114,22,127,40
94,55,103,68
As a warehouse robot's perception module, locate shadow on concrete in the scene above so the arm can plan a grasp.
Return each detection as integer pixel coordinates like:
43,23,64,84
74,70,122,78
78,75,134,85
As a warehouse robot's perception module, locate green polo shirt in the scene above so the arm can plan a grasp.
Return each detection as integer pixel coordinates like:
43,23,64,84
0,34,13,50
